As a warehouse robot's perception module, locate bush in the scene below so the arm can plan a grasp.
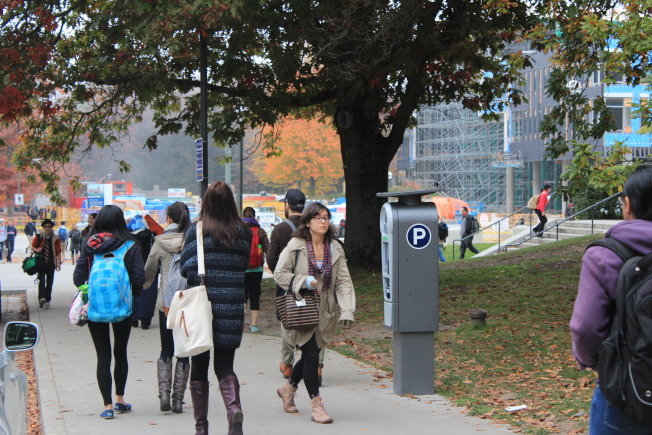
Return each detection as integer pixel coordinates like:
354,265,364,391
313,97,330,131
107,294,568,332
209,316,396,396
573,187,622,219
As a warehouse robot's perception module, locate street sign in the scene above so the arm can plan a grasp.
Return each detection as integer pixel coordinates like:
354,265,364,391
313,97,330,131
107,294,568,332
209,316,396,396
195,138,204,182
405,223,431,249
14,193,24,205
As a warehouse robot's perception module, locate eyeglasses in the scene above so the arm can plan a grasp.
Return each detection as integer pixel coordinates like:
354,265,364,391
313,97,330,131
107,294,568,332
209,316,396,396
43,225,53,229
312,216,330,223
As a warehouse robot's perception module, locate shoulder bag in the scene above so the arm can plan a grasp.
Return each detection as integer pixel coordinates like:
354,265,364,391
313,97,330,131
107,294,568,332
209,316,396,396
167,222,214,357
275,250,320,330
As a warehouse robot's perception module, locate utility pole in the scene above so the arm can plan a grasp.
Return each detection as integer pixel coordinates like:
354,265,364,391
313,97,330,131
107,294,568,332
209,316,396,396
199,32,209,198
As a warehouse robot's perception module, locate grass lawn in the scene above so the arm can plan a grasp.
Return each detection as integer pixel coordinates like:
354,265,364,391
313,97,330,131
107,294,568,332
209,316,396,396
331,234,604,434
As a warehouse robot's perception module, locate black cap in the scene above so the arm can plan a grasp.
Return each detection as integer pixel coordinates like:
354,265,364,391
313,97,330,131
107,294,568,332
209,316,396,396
41,219,55,227
285,189,305,211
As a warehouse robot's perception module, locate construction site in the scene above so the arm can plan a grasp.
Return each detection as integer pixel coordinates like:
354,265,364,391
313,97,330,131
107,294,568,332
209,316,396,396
412,103,529,212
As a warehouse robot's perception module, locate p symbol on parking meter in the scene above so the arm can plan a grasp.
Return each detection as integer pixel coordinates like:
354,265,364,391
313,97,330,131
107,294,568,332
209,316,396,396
406,224,431,249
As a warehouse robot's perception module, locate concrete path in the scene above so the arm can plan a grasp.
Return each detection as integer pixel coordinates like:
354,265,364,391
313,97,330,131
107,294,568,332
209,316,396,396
1,235,515,434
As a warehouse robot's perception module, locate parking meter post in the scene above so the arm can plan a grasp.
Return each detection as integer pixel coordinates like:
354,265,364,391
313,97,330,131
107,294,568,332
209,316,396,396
377,189,440,395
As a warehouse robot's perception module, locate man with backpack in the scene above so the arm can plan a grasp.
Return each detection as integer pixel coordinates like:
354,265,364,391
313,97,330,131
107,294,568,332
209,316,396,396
58,221,69,261
459,207,480,260
24,217,36,254
570,166,652,433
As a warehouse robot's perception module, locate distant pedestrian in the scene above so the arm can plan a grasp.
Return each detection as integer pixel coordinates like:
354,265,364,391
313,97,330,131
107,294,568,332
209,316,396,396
31,219,62,308
5,220,16,262
242,206,269,333
438,218,447,263
533,184,552,237
274,202,355,424
69,226,82,264
72,205,145,419
459,207,480,259
0,219,6,263
143,202,192,414
180,181,251,435
82,213,97,242
50,208,57,220
24,217,36,254
58,221,69,260
570,166,652,434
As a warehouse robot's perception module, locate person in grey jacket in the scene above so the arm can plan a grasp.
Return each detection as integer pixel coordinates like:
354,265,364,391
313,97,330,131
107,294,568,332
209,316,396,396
459,207,480,259
570,165,652,434
143,202,191,414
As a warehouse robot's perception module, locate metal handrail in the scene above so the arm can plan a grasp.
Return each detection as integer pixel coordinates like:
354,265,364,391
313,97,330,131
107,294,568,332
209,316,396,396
451,206,534,260
504,191,621,251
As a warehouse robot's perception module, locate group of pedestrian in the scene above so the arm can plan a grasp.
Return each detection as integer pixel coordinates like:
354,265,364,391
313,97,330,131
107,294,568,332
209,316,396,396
60,182,355,435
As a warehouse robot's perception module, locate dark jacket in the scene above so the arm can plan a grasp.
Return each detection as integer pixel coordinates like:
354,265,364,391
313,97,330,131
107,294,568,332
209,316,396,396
73,234,146,297
266,215,301,272
180,222,252,349
570,219,652,370
24,222,36,236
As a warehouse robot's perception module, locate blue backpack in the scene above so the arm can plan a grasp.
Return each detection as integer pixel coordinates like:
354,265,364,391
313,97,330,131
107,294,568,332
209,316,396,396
58,227,68,241
88,240,135,323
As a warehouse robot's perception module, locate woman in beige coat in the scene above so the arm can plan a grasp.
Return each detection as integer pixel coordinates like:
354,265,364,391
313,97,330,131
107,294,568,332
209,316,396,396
143,202,191,414
274,202,355,424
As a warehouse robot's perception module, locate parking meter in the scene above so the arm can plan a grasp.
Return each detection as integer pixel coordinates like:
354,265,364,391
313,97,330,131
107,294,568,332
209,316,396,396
378,189,439,395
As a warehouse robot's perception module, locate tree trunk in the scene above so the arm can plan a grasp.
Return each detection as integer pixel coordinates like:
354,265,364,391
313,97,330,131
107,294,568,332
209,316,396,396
308,176,316,198
338,117,392,270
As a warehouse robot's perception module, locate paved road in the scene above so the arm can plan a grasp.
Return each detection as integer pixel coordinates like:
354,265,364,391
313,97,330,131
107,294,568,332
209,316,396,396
1,234,515,435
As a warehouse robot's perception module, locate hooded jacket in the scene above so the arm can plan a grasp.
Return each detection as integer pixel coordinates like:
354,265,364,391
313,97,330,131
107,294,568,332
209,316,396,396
570,219,652,370
143,224,184,310
73,233,146,297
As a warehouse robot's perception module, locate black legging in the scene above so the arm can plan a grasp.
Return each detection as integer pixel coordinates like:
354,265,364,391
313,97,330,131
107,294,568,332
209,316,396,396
158,310,189,366
289,334,321,398
244,271,263,310
190,347,236,382
37,266,56,302
534,209,547,233
88,317,132,405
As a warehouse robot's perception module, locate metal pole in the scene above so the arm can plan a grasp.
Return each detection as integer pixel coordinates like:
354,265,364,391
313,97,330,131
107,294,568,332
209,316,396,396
200,32,209,198
238,137,244,211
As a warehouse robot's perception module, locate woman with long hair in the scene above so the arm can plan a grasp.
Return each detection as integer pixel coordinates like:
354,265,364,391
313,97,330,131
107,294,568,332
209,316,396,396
242,206,269,332
73,205,146,419
180,181,252,435
274,202,355,424
570,165,652,433
143,202,192,413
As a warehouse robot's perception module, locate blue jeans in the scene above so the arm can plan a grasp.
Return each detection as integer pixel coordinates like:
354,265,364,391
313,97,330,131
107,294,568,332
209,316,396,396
438,245,446,262
590,386,652,434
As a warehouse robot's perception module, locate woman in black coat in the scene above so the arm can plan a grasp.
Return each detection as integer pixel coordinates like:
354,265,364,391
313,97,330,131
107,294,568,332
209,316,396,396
180,181,252,435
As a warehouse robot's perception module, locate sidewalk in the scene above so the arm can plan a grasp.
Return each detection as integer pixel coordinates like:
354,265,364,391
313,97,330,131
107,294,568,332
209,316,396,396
2,237,515,434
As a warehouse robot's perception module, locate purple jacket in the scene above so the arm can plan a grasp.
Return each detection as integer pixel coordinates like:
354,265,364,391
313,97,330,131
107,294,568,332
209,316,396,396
570,219,652,370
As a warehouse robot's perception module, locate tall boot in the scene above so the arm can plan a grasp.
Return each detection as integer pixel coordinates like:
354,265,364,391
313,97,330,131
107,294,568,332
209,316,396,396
190,381,209,435
171,360,190,413
219,375,243,435
157,357,173,412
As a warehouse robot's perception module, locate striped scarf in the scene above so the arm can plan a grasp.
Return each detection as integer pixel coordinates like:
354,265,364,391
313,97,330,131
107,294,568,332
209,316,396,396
306,238,332,291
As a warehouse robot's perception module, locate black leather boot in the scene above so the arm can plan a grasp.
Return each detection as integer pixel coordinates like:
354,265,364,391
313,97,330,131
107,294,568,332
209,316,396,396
189,381,209,435
219,375,243,435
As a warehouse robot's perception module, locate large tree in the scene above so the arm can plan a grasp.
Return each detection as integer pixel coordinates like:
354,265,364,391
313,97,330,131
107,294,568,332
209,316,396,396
3,0,540,268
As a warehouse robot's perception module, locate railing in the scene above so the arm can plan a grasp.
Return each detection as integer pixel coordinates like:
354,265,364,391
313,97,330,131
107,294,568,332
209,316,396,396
451,206,534,260
503,191,621,251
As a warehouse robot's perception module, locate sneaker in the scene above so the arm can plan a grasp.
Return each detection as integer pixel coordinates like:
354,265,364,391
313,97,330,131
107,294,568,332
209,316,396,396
39,298,46,308
250,325,259,333
44,302,51,309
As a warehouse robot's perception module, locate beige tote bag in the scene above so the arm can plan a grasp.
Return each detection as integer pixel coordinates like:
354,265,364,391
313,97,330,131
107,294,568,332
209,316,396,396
167,222,214,357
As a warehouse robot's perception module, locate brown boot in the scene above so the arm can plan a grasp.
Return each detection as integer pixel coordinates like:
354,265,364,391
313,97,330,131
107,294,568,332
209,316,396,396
276,380,298,413
171,360,190,413
310,396,333,424
279,362,293,379
157,358,172,412
219,375,243,435
189,381,209,435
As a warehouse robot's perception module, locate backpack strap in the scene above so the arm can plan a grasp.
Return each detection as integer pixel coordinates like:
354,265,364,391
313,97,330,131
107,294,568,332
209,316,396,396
285,219,297,233
586,238,637,262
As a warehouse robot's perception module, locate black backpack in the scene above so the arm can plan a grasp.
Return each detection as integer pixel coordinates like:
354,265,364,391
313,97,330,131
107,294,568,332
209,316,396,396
438,222,448,241
470,216,479,233
71,229,81,244
589,237,652,425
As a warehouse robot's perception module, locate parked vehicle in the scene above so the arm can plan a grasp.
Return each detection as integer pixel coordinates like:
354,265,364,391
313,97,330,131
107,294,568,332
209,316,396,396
1,322,40,435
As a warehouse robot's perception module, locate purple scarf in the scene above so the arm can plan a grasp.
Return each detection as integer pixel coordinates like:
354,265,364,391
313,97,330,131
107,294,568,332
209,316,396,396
306,239,332,291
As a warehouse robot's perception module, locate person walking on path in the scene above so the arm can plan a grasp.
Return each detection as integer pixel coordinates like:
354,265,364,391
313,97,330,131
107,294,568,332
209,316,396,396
267,189,306,379
143,202,191,414
31,219,62,308
82,213,97,242
0,218,6,263
533,184,552,237
73,205,146,419
459,207,480,260
69,226,82,264
242,207,269,333
180,181,252,435
58,221,69,261
274,202,356,424
24,217,36,254
5,220,16,262
570,166,652,434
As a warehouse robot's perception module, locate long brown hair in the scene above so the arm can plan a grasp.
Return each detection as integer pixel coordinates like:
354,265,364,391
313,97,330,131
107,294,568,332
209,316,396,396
199,181,248,248
294,202,336,242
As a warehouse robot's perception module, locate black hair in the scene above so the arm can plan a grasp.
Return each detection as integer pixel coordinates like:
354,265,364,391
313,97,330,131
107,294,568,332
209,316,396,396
242,207,256,218
542,184,552,191
623,165,652,221
91,205,136,241
294,202,336,241
166,201,191,237
461,207,468,213
89,213,98,219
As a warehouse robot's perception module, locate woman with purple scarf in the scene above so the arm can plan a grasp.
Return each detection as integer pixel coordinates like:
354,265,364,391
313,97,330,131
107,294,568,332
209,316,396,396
241,207,269,332
273,202,355,424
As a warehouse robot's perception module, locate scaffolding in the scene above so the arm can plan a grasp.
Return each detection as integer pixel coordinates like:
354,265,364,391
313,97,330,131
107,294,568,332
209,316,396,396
413,103,528,211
